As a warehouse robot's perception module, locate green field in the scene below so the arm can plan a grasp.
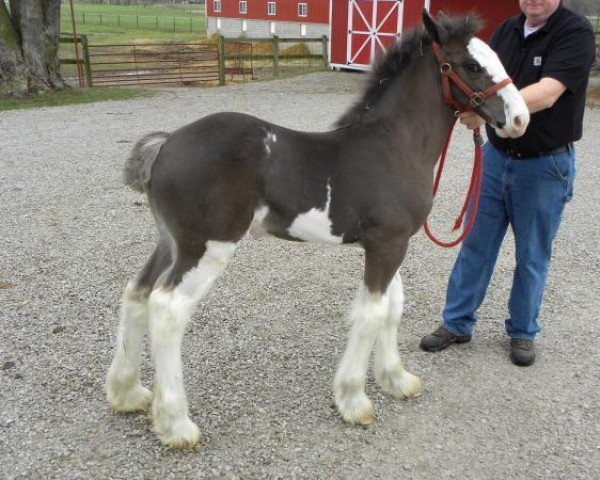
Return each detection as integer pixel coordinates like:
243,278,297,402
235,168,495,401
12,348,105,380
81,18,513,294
61,2,207,44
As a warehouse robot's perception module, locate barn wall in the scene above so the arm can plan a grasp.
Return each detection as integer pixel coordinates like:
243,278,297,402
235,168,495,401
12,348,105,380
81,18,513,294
330,0,521,68
206,16,329,39
207,0,329,23
206,0,330,38
430,1,521,40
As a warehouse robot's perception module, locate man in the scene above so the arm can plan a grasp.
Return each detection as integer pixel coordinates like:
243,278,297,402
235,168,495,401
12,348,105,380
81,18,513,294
420,0,596,366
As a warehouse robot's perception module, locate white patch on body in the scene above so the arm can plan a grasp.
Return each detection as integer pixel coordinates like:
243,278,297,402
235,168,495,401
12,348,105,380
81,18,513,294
148,240,237,448
467,38,530,139
287,182,344,245
264,131,277,155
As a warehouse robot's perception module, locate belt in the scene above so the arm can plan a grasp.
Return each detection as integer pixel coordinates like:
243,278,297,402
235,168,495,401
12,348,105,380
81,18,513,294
502,144,571,159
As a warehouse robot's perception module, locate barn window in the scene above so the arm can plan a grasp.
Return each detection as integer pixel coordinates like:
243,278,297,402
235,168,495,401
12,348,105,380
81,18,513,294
300,24,307,36
242,19,247,32
213,0,221,13
298,3,308,17
239,1,247,14
268,2,276,16
270,21,276,34
216,17,221,30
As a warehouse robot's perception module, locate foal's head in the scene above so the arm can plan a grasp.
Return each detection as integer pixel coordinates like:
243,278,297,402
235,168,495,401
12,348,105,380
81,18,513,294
423,10,529,138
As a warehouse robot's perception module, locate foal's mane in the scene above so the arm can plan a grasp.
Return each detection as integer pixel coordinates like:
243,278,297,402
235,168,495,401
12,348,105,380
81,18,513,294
335,13,483,128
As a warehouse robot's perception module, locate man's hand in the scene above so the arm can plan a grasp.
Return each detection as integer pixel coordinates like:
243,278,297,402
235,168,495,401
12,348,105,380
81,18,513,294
458,111,486,130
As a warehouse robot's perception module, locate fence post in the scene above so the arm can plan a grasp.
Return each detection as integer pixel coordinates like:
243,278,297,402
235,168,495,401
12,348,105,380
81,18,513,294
80,34,93,87
136,15,139,28
156,16,159,30
218,35,226,86
321,35,328,66
100,14,102,25
272,35,279,77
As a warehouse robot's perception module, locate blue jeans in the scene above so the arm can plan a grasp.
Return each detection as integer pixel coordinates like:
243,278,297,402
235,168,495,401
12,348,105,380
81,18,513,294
442,142,575,340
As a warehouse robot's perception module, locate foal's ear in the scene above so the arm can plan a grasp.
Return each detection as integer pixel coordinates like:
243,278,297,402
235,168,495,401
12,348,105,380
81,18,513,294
422,8,448,44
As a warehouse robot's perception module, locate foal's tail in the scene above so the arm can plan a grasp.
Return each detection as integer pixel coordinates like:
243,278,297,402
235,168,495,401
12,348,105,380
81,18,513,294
124,132,170,193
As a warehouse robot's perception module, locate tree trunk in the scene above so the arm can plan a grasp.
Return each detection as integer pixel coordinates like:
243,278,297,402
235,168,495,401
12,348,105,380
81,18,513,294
0,0,66,97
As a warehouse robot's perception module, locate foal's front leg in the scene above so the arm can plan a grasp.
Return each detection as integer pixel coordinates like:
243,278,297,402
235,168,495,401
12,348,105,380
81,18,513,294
334,238,420,424
334,286,389,425
373,272,422,399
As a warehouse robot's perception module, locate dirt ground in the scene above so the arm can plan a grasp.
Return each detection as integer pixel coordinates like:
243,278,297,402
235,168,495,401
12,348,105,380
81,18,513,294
1,72,599,479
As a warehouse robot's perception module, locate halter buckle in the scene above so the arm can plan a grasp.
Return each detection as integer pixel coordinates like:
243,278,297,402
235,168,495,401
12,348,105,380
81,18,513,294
440,62,452,75
469,92,485,107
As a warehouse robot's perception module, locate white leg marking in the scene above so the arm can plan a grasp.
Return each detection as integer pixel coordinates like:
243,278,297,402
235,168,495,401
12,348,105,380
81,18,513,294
248,205,270,240
288,181,344,244
467,38,530,138
334,285,389,425
373,273,422,400
106,281,153,413
150,240,237,449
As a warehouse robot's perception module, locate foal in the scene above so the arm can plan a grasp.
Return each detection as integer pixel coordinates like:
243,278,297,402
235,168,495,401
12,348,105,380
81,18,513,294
106,10,528,448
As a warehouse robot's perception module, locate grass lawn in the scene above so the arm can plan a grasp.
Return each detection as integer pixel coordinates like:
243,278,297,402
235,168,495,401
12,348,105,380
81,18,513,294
0,87,156,112
61,2,206,44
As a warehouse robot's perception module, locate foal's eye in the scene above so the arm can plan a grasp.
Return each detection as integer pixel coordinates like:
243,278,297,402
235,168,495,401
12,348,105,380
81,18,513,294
464,62,483,73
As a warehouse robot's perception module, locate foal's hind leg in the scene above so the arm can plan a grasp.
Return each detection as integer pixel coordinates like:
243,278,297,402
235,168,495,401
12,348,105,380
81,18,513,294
149,240,237,449
106,242,172,412
373,271,422,399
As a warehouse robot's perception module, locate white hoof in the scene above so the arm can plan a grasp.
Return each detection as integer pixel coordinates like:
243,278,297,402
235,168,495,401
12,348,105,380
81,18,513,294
376,367,422,400
153,415,201,449
334,381,374,425
107,383,152,413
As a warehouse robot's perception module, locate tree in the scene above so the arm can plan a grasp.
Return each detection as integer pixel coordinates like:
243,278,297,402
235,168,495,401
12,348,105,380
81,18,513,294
0,0,66,97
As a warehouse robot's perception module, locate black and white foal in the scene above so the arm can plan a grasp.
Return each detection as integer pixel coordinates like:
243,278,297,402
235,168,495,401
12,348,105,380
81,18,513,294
106,11,529,448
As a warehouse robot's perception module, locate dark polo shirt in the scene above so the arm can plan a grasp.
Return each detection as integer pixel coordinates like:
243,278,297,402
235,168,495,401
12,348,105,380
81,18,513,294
486,5,596,157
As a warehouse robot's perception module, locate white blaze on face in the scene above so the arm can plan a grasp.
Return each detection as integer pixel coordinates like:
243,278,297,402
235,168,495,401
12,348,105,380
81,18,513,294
288,182,344,245
467,37,530,138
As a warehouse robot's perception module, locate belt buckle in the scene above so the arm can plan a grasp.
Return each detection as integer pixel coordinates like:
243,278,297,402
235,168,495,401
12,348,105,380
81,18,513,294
506,148,521,159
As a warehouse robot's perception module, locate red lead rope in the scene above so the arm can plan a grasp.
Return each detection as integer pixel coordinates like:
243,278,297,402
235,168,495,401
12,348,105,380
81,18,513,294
423,120,484,248
423,43,511,248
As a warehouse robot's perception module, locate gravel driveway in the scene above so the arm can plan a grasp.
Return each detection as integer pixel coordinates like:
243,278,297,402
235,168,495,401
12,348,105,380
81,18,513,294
1,72,599,479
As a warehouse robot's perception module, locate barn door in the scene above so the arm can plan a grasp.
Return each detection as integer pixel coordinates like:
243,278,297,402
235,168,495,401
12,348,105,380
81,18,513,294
346,0,404,69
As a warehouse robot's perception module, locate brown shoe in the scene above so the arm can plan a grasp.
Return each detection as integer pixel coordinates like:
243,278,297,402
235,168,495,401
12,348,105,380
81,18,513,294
510,338,536,366
419,326,472,352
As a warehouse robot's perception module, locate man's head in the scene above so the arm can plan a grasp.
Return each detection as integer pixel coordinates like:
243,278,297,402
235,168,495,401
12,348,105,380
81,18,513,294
519,0,561,27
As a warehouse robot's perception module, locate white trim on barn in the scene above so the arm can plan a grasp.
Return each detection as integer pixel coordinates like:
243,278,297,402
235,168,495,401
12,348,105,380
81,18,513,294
340,0,404,71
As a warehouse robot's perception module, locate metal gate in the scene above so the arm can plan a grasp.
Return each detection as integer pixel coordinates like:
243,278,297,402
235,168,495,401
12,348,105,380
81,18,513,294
347,0,404,69
86,42,220,87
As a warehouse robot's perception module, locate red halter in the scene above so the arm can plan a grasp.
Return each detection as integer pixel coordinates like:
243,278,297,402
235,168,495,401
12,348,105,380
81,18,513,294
431,42,513,114
424,42,513,248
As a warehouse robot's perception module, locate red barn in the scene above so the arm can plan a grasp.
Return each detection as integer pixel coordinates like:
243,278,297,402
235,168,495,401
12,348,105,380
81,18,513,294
330,0,521,70
205,1,520,69
205,1,330,38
